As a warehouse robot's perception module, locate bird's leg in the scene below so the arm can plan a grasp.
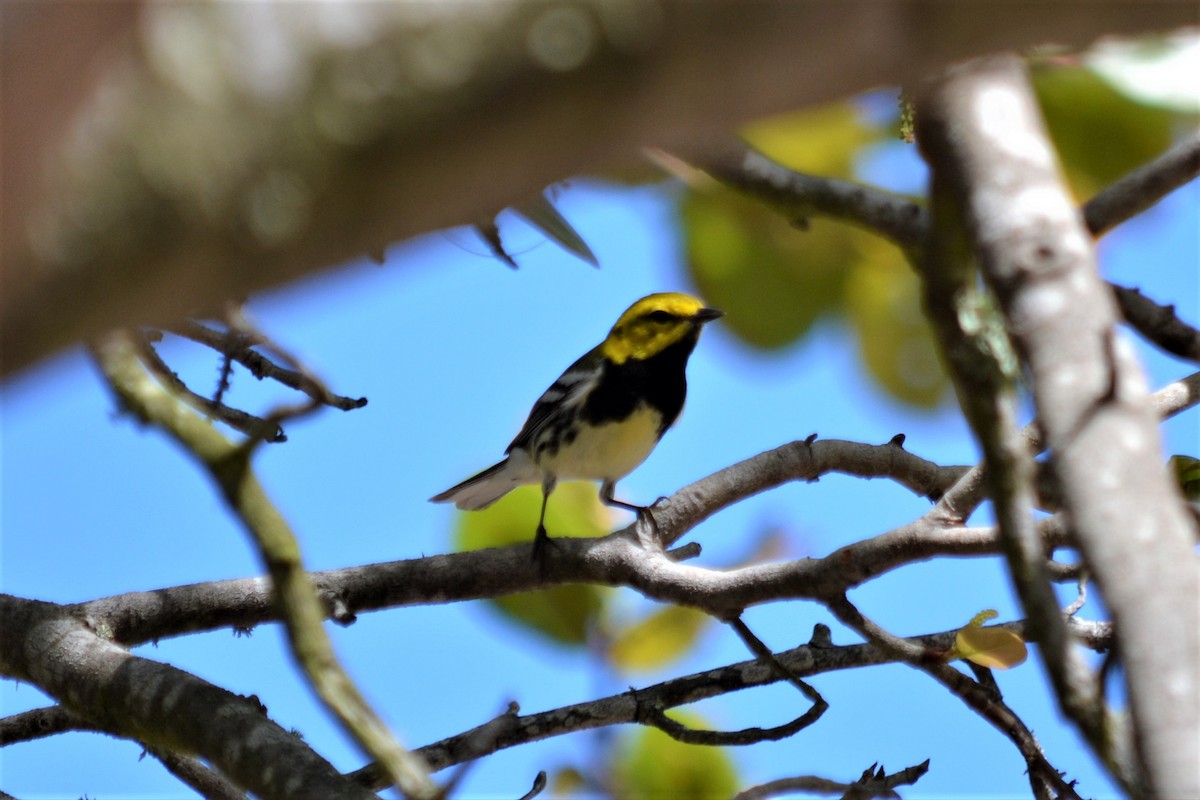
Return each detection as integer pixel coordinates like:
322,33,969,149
532,477,556,564
600,480,661,549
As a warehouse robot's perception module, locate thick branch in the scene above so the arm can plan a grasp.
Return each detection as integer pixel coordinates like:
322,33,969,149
0,596,370,800
914,54,1199,800
4,3,1194,376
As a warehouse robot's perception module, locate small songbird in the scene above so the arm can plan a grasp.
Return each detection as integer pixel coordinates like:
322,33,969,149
430,292,723,559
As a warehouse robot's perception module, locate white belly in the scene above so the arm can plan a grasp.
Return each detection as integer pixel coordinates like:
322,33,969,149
543,406,662,481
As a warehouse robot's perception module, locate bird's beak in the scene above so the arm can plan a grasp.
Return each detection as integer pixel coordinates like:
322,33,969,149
695,307,724,324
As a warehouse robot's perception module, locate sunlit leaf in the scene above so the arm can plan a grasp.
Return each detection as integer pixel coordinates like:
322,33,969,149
455,482,613,646
608,605,711,673
843,237,949,407
953,609,1028,670
610,711,739,799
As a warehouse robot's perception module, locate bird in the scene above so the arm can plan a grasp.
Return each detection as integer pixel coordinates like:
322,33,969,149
430,292,723,560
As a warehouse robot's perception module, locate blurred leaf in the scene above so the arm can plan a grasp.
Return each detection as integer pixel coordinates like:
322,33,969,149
843,237,949,407
741,101,882,176
610,711,739,799
455,482,612,646
953,610,1028,670
681,186,851,349
1033,63,1188,199
549,766,588,797
1170,455,1200,502
513,194,599,268
608,605,711,673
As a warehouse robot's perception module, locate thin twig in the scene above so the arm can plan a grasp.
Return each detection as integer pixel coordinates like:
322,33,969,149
824,594,1084,800
732,760,931,800
92,331,438,800
1083,132,1200,237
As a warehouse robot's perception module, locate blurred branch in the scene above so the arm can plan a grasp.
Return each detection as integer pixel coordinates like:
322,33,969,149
697,141,927,248
4,3,1194,376
914,54,1199,800
91,331,438,800
697,138,1200,373
1083,131,1200,237
1109,284,1200,363
915,54,1113,791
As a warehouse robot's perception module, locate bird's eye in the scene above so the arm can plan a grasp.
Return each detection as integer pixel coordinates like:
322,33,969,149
647,310,673,323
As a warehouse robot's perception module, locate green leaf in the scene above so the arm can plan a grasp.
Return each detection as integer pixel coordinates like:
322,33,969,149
1170,455,1200,502
843,237,949,407
681,185,851,349
610,711,739,799
454,483,612,646
1033,62,1188,200
608,605,711,673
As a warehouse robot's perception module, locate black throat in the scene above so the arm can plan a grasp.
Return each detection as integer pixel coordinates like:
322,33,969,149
581,330,701,437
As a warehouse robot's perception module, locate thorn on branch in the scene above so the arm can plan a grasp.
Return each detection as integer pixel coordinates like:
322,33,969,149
808,624,833,648
887,434,907,448
665,541,702,562
323,589,357,626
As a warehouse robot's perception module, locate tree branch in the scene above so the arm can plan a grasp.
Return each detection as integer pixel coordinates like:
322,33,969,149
1083,131,1200,237
732,760,931,800
4,3,1195,376
91,331,437,799
825,594,1084,800
343,616,1108,788
0,596,370,800
913,54,1199,800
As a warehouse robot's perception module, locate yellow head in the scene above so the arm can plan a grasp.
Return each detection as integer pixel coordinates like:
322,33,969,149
600,293,723,364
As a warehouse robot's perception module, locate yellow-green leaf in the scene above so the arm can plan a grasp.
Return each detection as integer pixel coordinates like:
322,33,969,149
610,711,739,799
843,237,949,408
454,483,613,646
608,605,711,673
953,610,1027,670
741,100,882,177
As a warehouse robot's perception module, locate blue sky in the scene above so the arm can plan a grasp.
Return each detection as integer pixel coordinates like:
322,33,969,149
1,135,1197,798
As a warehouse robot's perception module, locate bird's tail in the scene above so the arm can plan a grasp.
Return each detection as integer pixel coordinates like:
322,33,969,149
429,456,537,510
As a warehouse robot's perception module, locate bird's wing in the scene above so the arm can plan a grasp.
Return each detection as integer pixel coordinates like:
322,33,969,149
507,345,604,454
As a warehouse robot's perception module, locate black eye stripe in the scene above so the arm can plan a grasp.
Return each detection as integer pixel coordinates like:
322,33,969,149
646,310,675,322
